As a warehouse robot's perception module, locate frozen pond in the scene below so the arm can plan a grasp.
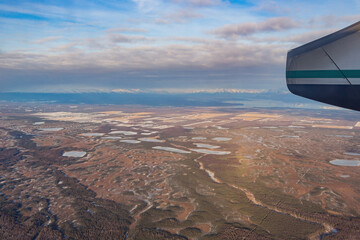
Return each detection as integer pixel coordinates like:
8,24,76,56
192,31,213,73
212,137,232,142
152,146,191,154
153,125,174,129
139,138,164,143
33,122,45,125
141,131,158,136
191,149,231,155
109,131,137,135
330,159,360,166
279,135,300,138
102,136,122,140
63,151,86,157
82,133,104,137
193,143,220,149
340,175,350,178
326,135,353,138
120,140,141,144
335,135,353,138
214,126,228,130
344,152,360,156
192,137,206,140
288,125,305,128
40,128,64,132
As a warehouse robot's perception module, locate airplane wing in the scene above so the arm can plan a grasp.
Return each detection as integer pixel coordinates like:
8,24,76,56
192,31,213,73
286,21,360,111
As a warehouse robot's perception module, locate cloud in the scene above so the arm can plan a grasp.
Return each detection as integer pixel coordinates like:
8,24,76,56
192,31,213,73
253,1,290,14
155,9,202,24
284,29,336,45
33,36,63,44
171,0,223,7
0,38,286,91
212,17,300,38
309,15,360,28
1,35,287,71
242,28,336,46
107,33,153,43
106,27,149,33
148,88,268,93
169,36,210,43
111,88,142,93
5,0,341,92
132,0,161,11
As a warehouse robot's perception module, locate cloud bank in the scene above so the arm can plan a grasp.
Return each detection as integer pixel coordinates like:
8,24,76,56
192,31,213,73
212,17,300,38
0,0,358,92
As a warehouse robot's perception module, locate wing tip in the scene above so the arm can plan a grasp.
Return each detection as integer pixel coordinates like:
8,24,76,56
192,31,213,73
288,21,360,58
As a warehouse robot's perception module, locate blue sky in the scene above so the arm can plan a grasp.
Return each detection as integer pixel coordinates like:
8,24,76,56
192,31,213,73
0,0,359,92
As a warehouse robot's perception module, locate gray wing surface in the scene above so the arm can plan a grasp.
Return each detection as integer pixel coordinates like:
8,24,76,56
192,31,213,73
286,21,360,111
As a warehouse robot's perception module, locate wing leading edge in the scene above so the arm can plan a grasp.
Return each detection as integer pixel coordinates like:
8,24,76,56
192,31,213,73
286,21,360,111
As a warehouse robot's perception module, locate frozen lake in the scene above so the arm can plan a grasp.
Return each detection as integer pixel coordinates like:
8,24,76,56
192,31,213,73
212,137,232,142
326,135,353,138
340,175,350,178
288,125,305,128
82,133,104,137
191,149,231,155
193,143,220,149
335,135,353,138
141,132,158,135
63,151,87,157
279,135,300,138
102,136,122,140
192,137,207,140
214,126,228,130
120,140,141,144
40,128,64,132
152,146,191,154
330,159,360,167
109,131,137,135
344,152,360,156
139,138,164,143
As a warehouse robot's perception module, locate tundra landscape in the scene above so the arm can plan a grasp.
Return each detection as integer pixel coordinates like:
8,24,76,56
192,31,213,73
0,103,360,239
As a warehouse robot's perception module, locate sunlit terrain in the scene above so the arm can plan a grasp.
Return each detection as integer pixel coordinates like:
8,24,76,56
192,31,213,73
1,103,360,239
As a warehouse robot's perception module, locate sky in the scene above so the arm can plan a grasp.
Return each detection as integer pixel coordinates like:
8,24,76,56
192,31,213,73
0,0,360,93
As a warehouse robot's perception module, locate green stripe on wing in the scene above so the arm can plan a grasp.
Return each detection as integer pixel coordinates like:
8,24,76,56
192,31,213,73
286,70,360,78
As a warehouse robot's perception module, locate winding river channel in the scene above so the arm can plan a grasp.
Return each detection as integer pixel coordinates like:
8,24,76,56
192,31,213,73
194,154,337,239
